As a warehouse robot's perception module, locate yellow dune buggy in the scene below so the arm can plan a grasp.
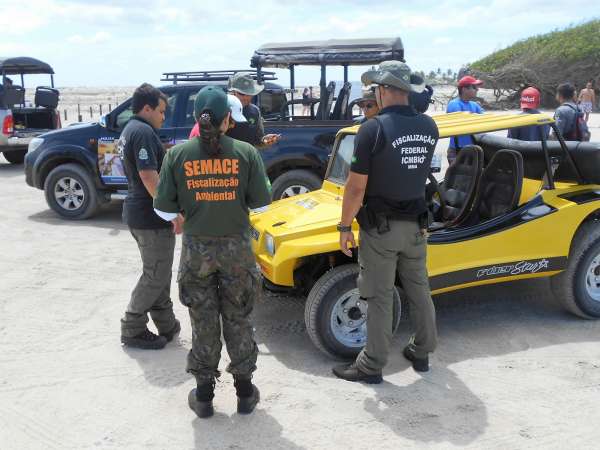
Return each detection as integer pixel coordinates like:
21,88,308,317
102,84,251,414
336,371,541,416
250,111,600,358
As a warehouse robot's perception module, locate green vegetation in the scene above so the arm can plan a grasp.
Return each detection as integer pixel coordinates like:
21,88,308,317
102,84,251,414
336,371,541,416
472,20,600,72
469,20,600,107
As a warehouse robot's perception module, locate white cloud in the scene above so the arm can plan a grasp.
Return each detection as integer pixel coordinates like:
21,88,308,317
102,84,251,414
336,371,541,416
67,31,111,45
4,0,596,86
0,7,46,34
433,37,452,45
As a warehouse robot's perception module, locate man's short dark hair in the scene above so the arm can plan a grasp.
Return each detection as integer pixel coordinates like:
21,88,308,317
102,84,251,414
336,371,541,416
132,83,168,114
557,82,575,100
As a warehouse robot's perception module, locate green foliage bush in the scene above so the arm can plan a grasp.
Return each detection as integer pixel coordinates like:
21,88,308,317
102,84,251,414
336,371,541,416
472,20,600,72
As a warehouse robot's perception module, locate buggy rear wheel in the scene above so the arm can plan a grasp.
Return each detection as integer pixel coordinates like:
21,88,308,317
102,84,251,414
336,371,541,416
551,221,600,318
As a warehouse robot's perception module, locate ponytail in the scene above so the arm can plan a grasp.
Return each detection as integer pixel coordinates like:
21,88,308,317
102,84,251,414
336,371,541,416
199,112,222,157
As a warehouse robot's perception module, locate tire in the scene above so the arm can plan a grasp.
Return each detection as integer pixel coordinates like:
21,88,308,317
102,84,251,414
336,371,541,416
271,169,322,200
3,149,26,164
43,163,99,220
551,220,600,318
305,264,401,359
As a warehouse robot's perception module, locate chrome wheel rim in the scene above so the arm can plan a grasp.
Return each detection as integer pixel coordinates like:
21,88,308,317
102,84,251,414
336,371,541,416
329,288,368,348
280,185,310,199
585,254,600,302
54,177,85,211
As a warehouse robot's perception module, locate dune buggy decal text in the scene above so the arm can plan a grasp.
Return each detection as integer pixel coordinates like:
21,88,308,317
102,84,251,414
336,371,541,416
476,259,550,278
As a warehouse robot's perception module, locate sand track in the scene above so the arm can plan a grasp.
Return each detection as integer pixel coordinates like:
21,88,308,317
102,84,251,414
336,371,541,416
2,120,600,448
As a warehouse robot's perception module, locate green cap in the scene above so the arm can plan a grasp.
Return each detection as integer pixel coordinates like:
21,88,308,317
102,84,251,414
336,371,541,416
194,86,229,123
361,60,425,93
228,72,264,96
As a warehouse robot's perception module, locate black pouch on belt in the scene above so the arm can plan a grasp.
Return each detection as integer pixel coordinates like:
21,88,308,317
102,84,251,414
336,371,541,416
375,213,391,234
356,205,375,231
418,210,430,230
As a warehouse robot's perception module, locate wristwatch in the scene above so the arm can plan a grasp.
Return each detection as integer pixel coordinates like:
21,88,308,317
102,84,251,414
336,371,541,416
336,223,352,232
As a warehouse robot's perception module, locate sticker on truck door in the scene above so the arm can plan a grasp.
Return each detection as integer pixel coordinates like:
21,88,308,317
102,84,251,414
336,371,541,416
98,136,127,184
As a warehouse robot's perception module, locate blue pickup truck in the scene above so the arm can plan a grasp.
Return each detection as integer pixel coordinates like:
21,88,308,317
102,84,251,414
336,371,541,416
25,38,405,219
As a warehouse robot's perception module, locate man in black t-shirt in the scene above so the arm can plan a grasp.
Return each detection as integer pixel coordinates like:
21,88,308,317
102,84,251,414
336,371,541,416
228,72,281,147
119,83,182,350
333,61,439,383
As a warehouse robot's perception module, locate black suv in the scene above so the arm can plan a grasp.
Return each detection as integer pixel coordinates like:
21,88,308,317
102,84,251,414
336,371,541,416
25,38,405,219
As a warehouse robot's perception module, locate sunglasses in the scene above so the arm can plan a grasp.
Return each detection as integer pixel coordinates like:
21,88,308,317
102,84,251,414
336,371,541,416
361,103,377,110
467,85,479,90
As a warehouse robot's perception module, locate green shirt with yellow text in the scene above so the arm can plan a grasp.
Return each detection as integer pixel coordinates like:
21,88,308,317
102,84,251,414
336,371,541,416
154,135,271,236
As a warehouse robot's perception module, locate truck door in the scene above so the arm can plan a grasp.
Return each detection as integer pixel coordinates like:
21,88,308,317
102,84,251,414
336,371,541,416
97,90,179,187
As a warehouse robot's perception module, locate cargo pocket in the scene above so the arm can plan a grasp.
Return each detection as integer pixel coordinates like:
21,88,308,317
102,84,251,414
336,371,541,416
239,266,260,314
176,245,191,284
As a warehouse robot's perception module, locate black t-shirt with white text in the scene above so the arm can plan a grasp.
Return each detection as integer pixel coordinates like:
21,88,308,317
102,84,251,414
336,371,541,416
351,105,439,215
118,116,171,229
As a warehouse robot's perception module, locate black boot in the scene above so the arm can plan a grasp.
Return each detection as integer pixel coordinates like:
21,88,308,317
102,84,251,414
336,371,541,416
121,329,167,350
188,380,215,418
160,319,181,343
234,376,260,415
332,362,383,384
403,345,429,372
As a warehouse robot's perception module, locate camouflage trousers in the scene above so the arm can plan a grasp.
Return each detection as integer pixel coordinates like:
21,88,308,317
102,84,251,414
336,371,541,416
121,227,177,337
178,233,260,384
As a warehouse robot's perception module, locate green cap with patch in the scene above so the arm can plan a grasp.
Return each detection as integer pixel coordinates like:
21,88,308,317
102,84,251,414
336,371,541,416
361,60,425,93
228,72,264,96
194,86,229,124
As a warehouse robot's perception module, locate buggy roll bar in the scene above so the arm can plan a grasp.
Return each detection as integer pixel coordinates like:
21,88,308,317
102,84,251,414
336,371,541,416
545,123,584,186
251,38,404,120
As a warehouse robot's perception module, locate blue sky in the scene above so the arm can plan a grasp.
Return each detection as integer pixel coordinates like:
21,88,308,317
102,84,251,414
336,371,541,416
1,0,598,87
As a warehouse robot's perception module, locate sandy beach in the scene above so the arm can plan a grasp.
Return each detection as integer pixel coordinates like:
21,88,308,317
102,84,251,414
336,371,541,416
1,98,600,449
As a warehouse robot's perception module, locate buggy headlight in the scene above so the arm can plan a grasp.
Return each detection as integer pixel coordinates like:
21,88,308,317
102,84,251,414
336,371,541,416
265,233,275,255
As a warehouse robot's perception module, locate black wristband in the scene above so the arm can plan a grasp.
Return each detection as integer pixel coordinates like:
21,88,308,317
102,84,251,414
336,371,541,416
337,223,352,232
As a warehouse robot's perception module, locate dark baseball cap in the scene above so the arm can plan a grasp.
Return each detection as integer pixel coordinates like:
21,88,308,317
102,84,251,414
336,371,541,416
194,86,229,124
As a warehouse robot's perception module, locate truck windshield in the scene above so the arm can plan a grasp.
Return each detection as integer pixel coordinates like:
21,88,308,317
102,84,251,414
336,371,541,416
327,133,355,184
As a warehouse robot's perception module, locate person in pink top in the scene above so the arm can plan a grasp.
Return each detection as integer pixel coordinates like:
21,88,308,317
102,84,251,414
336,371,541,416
189,93,247,138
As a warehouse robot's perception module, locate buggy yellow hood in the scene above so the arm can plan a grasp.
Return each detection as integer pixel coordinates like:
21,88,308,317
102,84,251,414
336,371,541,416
251,180,344,236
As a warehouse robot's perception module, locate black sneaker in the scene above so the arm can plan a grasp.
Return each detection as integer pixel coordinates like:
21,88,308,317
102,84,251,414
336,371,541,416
403,346,429,372
237,385,260,415
160,320,181,343
332,362,382,384
121,329,167,350
188,388,214,418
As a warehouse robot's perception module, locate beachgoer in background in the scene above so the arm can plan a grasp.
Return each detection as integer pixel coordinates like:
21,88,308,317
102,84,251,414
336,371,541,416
578,81,596,123
507,87,550,141
302,86,313,116
552,82,590,141
446,75,484,164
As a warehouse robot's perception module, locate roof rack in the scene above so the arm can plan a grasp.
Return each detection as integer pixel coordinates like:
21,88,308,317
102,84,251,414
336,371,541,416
161,69,277,84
